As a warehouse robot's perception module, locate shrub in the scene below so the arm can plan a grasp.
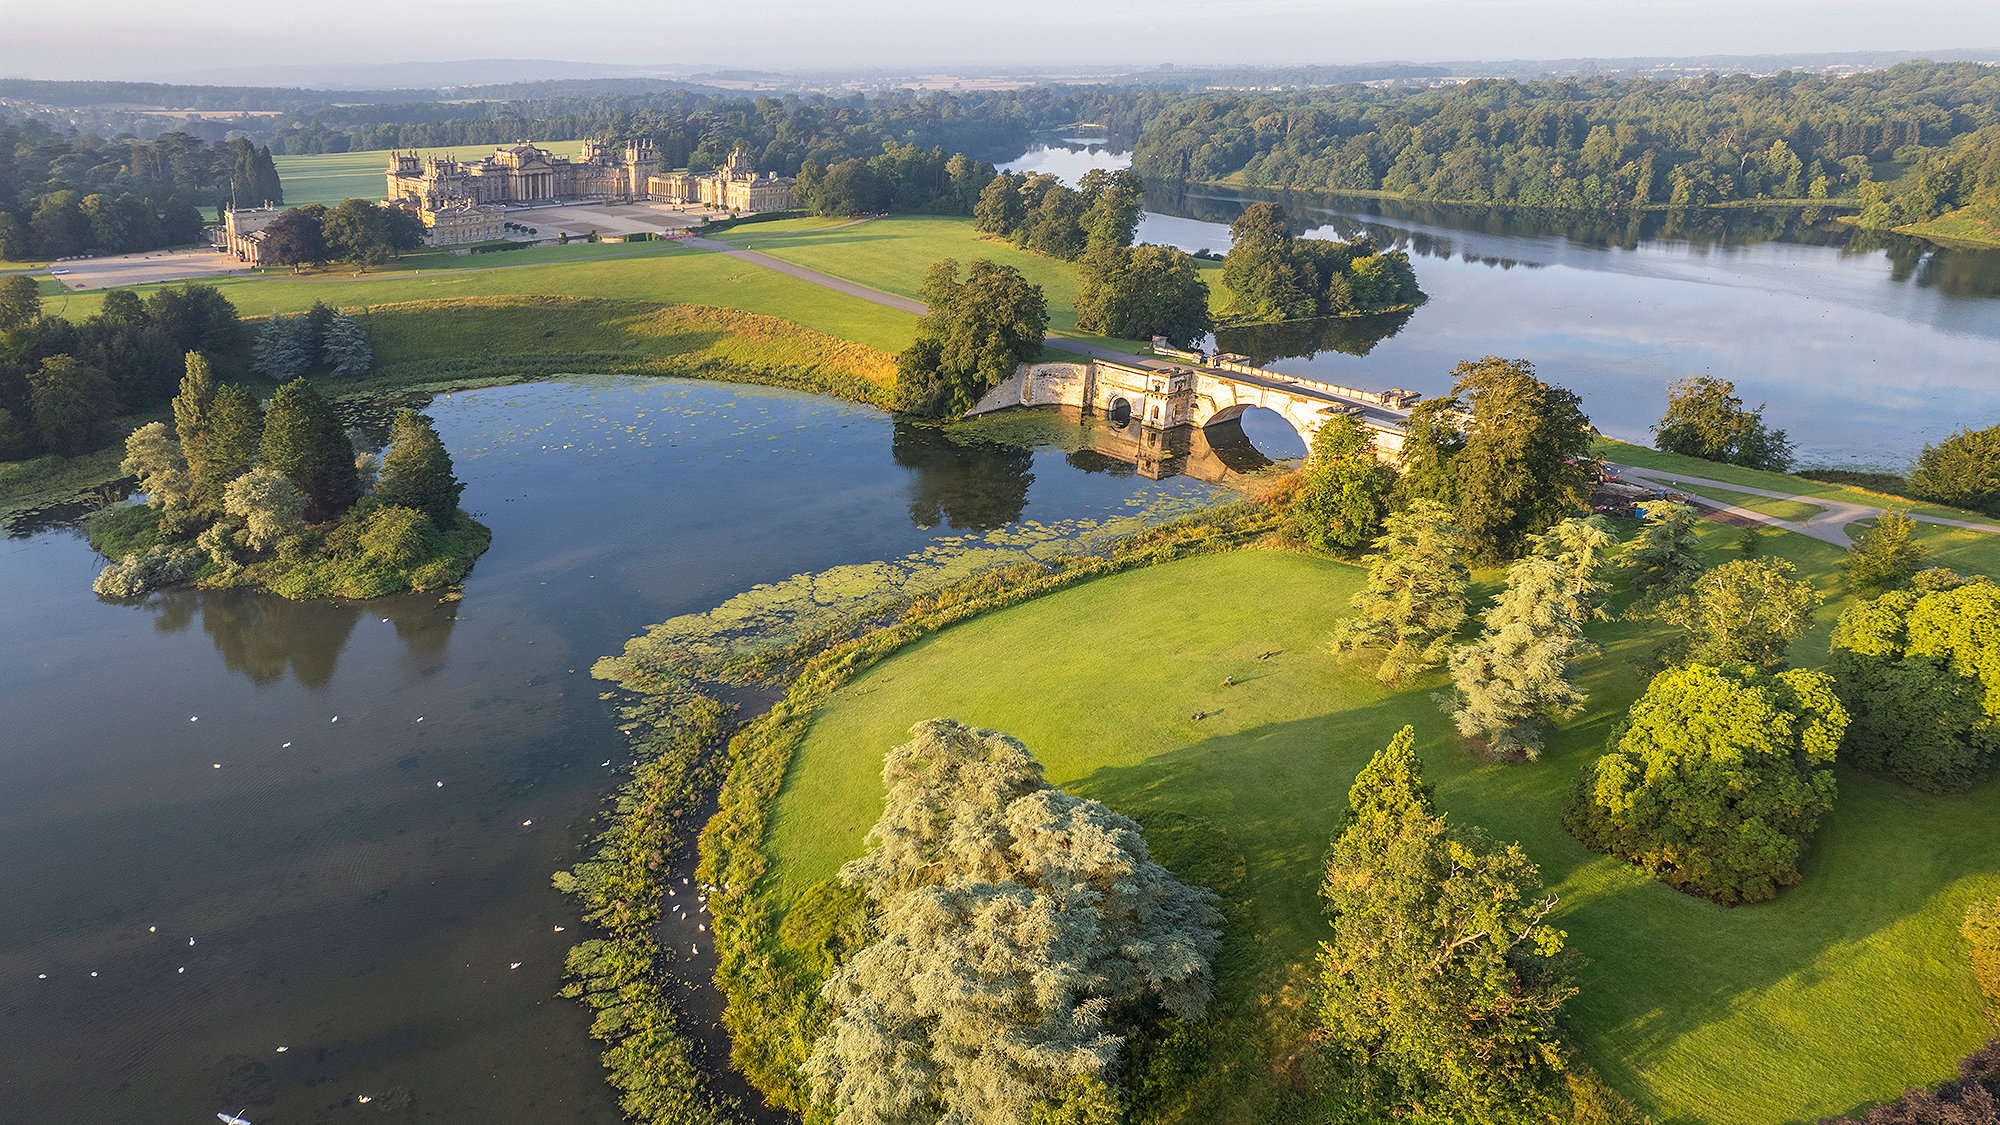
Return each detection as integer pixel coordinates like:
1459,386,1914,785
359,504,437,567
93,543,204,598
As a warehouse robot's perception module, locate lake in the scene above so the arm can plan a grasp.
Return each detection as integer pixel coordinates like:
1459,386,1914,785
0,376,1224,1124
1002,142,2000,470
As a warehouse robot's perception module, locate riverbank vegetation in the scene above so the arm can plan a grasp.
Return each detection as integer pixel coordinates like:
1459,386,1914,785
1130,61,2000,243
892,258,1047,419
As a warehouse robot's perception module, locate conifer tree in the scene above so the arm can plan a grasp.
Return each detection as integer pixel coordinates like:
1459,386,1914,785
1622,499,1703,604
1320,725,1573,1119
251,313,311,381
171,351,215,501
1330,499,1472,684
1528,514,1617,626
320,311,373,377
1844,509,1931,594
1438,555,1597,758
374,410,464,527
203,384,264,501
806,719,1221,1125
260,377,358,521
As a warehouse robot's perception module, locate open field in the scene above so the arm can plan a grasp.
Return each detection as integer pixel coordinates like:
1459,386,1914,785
758,522,2000,1124
715,214,1227,356
48,246,921,354
272,141,588,208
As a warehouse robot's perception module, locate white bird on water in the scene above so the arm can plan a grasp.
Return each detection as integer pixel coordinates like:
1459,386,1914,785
218,1110,252,1125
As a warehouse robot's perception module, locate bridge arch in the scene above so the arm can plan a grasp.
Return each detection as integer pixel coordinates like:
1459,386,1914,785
1202,403,1310,461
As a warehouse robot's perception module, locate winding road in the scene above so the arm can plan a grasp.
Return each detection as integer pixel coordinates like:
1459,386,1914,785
1607,463,2000,547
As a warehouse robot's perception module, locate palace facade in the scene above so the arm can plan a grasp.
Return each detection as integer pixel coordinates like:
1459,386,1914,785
386,140,661,206
647,147,798,212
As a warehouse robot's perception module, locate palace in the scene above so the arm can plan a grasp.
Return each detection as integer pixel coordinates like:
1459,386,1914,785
386,141,796,213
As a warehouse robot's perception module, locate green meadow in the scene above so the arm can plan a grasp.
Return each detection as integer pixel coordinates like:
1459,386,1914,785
757,512,2000,1124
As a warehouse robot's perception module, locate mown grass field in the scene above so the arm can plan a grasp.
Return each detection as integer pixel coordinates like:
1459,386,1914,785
759,515,2000,1124
717,214,1227,356
1668,481,1827,522
272,141,588,208
50,246,921,354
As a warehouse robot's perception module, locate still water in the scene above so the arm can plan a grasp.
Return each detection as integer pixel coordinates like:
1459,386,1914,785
0,376,1225,1123
1002,142,2000,469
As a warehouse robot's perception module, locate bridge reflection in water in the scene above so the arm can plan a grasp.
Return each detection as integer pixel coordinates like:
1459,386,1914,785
1065,411,1292,485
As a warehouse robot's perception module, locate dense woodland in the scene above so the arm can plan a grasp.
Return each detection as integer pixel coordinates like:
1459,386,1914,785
1131,62,2000,228
0,121,281,258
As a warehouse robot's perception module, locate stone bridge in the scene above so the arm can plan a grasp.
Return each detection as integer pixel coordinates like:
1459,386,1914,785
969,354,1418,464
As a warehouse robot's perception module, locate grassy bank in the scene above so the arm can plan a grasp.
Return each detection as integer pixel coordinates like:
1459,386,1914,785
1893,207,2000,250
717,496,2000,1124
1599,438,2000,528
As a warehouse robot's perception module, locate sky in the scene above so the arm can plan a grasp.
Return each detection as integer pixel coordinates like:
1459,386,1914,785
6,0,1999,82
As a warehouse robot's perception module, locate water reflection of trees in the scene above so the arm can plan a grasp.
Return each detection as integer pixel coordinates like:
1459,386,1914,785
1146,182,2000,298
891,422,1034,531
1215,310,1413,366
148,587,458,689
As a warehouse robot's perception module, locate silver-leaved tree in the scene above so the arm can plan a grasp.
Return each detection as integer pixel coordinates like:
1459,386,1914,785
804,719,1223,1125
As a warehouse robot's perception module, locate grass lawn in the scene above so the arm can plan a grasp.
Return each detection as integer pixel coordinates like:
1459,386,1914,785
758,524,2000,1124
1600,438,2000,529
50,247,920,354
273,141,588,208
1662,481,1826,522
1895,208,2000,250
716,214,1226,357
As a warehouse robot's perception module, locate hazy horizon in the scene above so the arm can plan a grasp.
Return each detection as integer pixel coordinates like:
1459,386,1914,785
11,0,2000,86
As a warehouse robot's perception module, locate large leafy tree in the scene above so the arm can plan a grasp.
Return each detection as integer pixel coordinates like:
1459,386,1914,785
805,719,1222,1125
1078,168,1144,252
1073,244,1212,347
374,410,465,527
1652,375,1794,471
1288,415,1390,551
27,353,117,455
120,421,192,511
1330,499,1472,684
1567,663,1847,904
0,273,40,332
259,377,359,521
1908,423,2000,517
1829,572,2000,792
1666,556,1823,669
144,283,243,358
1319,726,1574,1121
893,258,1049,420
1438,553,1599,758
1405,357,1596,562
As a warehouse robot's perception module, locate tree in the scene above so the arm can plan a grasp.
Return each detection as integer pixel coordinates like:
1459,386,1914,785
251,313,312,381
27,354,117,455
1289,415,1390,551
204,383,265,502
1438,554,1598,758
1319,726,1574,1121
1828,573,2000,792
1845,510,1931,594
1025,186,1088,261
120,421,192,510
1073,244,1213,347
1909,423,2000,517
145,283,242,357
1330,499,1473,684
1622,499,1703,603
259,206,326,269
893,258,1049,420
171,351,215,503
805,719,1222,1125
223,465,307,552
1566,663,1846,905
1078,168,1144,251
0,274,40,332
1445,358,1596,561
259,377,359,521
320,311,372,377
973,172,1024,235
1528,515,1618,627
1667,557,1823,669
374,410,464,527
1653,375,1794,471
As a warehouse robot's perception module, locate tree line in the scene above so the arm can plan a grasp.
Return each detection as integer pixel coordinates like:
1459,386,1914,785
0,277,240,458
0,121,283,260
1130,61,2000,228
